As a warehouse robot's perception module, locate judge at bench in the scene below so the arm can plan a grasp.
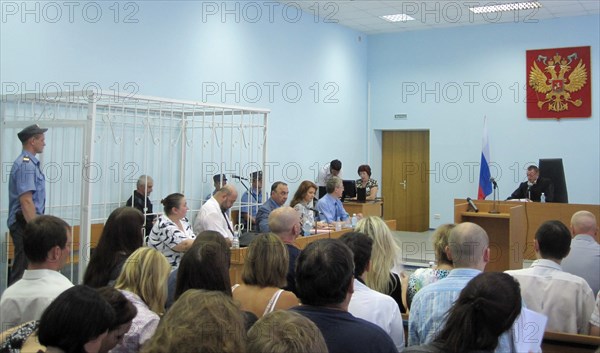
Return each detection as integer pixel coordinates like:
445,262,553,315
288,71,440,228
508,165,554,202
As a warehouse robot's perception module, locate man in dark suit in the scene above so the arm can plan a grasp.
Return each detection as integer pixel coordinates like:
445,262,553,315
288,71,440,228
509,165,554,202
291,239,398,353
126,175,155,236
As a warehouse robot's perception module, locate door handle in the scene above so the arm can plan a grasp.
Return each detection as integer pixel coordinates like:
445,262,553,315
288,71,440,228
400,180,407,190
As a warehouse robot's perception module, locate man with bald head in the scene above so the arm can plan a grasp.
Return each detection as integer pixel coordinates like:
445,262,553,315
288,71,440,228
409,222,503,347
268,206,302,294
562,211,600,296
194,184,238,242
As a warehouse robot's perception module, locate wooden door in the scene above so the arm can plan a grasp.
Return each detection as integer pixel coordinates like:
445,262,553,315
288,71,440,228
382,131,430,231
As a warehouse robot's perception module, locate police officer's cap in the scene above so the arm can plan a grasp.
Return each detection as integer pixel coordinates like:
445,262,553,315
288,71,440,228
213,174,227,182
251,171,263,180
18,124,48,142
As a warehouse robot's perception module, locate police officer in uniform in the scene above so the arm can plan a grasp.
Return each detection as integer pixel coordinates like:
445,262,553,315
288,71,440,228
7,124,48,286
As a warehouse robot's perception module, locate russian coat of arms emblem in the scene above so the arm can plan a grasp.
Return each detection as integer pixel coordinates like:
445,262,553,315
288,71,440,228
526,46,591,119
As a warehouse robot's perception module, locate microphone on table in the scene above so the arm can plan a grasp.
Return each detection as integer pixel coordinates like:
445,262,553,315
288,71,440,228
490,177,498,189
231,175,249,181
466,197,479,213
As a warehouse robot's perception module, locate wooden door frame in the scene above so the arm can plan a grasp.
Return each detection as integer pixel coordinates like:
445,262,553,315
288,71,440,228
380,129,430,231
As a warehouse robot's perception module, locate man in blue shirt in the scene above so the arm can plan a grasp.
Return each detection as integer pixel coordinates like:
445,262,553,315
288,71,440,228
562,211,600,296
255,181,289,233
316,176,349,223
409,222,515,352
8,124,48,286
241,171,263,228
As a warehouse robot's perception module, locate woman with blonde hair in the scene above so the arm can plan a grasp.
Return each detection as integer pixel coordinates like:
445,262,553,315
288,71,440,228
354,216,406,313
112,247,171,353
141,290,246,353
407,224,455,309
232,233,299,318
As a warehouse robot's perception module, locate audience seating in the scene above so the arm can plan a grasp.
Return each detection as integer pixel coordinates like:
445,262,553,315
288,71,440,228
541,330,600,352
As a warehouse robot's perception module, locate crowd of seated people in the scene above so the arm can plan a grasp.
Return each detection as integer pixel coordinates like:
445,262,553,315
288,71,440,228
3,170,600,353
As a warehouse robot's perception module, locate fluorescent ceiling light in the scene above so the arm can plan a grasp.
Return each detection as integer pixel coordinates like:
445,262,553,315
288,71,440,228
380,14,415,22
469,1,542,14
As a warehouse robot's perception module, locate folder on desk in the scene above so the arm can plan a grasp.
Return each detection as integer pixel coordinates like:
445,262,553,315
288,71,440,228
356,188,367,202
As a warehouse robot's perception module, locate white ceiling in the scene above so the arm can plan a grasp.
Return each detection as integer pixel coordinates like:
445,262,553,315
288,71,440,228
280,0,600,34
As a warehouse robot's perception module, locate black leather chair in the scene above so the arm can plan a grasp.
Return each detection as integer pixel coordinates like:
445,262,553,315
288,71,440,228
539,158,568,203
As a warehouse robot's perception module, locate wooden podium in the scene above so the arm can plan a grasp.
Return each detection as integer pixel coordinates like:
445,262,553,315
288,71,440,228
342,201,383,217
454,200,527,272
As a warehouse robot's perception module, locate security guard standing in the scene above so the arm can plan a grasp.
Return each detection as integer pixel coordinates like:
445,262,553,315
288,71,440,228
7,124,48,286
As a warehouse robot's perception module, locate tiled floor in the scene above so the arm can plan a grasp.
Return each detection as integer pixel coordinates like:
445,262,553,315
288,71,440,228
392,230,436,272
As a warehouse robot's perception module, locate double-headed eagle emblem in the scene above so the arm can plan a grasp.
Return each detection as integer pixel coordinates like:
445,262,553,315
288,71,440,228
529,53,588,112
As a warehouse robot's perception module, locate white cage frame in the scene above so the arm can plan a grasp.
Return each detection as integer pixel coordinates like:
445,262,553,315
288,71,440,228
1,90,269,289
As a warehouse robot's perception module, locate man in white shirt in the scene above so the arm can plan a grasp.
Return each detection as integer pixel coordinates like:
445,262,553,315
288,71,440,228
506,220,595,334
561,210,600,296
341,232,405,352
316,159,342,187
194,184,238,242
0,215,74,329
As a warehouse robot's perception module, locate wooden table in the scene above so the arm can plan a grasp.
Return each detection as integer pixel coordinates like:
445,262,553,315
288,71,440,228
342,201,383,218
229,219,397,286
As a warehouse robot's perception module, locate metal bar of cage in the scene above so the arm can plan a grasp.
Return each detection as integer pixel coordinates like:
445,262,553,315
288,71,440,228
1,90,270,291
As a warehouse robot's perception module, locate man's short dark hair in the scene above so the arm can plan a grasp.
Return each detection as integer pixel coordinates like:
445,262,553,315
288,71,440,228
270,181,287,193
527,165,539,173
295,239,354,306
339,232,373,278
330,159,342,172
535,220,571,260
23,215,70,263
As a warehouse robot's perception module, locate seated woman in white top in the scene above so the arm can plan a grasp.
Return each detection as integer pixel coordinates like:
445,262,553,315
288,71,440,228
112,247,171,353
290,180,318,233
232,233,299,318
407,224,455,309
147,193,195,269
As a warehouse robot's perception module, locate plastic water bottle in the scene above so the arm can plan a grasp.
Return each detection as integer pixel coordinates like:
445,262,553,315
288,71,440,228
232,234,240,249
351,213,357,227
335,217,342,231
302,220,312,236
540,192,546,203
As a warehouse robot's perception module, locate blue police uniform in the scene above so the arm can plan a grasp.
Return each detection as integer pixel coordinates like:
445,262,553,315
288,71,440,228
241,188,263,219
8,150,46,285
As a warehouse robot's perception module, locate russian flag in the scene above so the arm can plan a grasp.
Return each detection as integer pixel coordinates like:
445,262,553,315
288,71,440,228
478,117,492,200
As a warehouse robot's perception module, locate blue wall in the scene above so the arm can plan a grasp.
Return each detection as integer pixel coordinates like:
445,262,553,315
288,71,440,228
1,2,598,227
1,1,369,206
368,15,600,227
